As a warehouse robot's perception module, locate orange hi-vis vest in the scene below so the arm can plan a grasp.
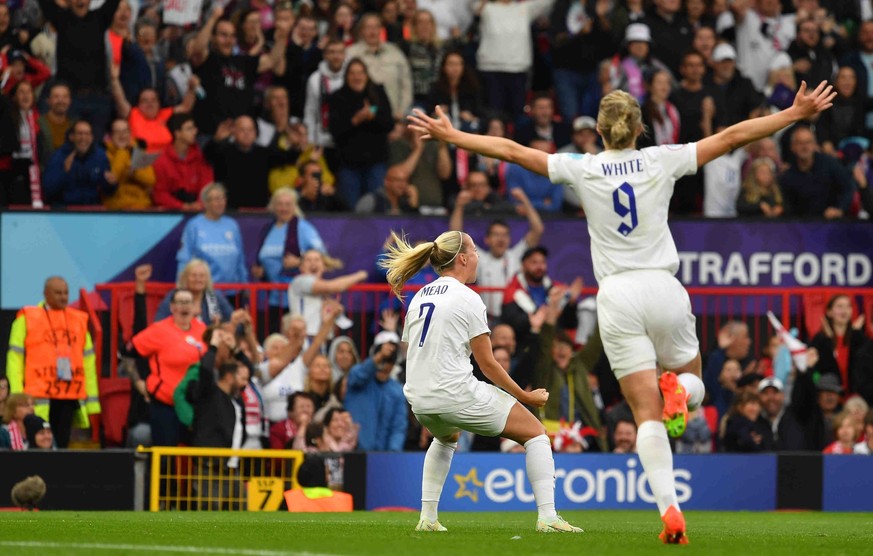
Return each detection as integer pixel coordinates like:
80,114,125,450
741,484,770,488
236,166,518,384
20,306,90,400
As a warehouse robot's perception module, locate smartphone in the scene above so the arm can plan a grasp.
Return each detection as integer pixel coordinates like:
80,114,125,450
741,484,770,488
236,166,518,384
369,105,378,115
313,171,322,184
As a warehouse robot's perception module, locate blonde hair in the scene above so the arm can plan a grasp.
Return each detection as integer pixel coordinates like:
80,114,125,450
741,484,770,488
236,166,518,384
199,182,226,206
741,157,783,205
263,333,289,352
301,248,345,272
597,90,642,150
3,393,32,424
177,258,213,290
379,230,465,299
268,186,305,219
281,313,307,335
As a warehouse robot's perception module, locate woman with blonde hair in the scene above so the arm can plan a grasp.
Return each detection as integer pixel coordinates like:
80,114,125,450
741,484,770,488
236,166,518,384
408,79,836,543
736,157,784,217
155,258,233,323
0,393,35,450
379,229,581,534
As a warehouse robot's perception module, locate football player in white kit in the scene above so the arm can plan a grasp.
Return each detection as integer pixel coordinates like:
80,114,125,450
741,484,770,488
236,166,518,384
408,80,836,544
380,230,583,534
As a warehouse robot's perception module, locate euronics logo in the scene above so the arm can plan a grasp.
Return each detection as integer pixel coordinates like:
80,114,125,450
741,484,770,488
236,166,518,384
453,460,692,505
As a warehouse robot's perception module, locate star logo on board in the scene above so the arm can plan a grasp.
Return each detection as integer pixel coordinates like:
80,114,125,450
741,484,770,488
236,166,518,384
454,468,484,503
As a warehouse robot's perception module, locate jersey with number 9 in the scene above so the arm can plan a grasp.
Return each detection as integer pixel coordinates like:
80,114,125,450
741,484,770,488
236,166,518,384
401,276,490,414
547,144,698,283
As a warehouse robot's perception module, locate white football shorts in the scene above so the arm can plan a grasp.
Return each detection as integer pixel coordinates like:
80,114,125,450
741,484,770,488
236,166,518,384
414,383,517,439
597,269,699,380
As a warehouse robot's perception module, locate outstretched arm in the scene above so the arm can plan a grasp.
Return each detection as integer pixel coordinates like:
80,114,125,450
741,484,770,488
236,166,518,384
408,106,549,177
697,81,836,167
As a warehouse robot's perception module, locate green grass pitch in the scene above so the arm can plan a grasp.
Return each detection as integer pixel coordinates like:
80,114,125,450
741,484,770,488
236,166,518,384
1,510,872,555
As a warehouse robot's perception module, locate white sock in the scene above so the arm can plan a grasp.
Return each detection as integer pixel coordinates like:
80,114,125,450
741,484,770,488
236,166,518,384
637,420,679,515
420,438,456,522
524,434,557,520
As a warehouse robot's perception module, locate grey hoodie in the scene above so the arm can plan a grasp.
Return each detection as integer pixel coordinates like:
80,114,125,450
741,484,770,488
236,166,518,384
304,59,347,148
327,335,361,383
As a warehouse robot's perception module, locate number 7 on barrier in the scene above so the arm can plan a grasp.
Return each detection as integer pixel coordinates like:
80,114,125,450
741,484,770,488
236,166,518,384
418,303,435,347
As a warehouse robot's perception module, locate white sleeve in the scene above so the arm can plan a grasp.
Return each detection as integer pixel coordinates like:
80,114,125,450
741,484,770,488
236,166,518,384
548,152,584,185
291,274,317,295
465,293,491,340
652,143,698,180
303,73,320,144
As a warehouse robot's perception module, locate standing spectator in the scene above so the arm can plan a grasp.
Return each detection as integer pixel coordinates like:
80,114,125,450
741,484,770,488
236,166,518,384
643,0,693,78
102,117,156,210
303,39,347,163
505,139,564,213
328,58,394,208
810,294,868,392
726,0,795,91
692,25,717,65
609,24,671,103
37,0,120,140
345,331,409,451
703,148,744,218
280,14,324,119
8,82,43,208
188,6,291,136
514,95,572,152
0,393,34,450
703,321,755,417
841,21,873,139
721,391,774,452
346,13,413,120
387,123,451,209
779,126,855,219
476,0,556,122
327,1,357,46
707,43,765,126
404,10,447,107
639,70,680,148
176,183,248,286
427,50,484,135
449,196,544,323
42,120,117,206
416,0,477,40
155,259,234,324
37,83,72,164
297,160,346,212
788,17,837,88
6,276,101,448
135,19,165,98
613,418,638,453
736,157,783,217
152,113,214,210
355,164,420,214
815,67,866,157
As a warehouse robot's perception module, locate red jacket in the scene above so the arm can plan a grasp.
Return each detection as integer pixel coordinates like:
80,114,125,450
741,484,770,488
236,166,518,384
152,143,214,209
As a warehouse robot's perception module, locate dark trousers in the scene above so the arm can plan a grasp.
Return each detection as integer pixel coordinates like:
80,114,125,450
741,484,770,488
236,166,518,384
49,398,80,448
480,71,528,123
150,400,183,447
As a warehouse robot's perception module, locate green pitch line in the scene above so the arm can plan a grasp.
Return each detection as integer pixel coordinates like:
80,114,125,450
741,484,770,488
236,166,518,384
1,510,872,556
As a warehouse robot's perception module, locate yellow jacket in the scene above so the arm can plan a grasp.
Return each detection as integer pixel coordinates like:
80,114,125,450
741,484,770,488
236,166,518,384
103,141,156,210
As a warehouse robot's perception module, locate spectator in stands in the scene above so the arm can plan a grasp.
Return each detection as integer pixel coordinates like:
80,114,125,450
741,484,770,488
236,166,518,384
37,83,72,164
280,14,323,120
329,58,394,208
176,183,248,287
450,173,515,216
417,0,476,41
780,126,855,219
742,137,784,178
355,164,420,214
505,139,563,213
609,24,672,104
269,391,316,449
155,259,234,324
736,157,784,217
644,0,693,77
514,95,571,153
327,1,356,47
24,414,55,450
788,17,837,89
475,0,553,122
347,13,413,119
297,160,345,212
534,285,606,451
303,39,347,167
639,70,680,148
0,393,34,450
404,9,447,107
287,250,367,338
854,147,873,218
854,410,873,454
130,267,207,446
722,391,773,452
852,335,873,406
0,376,8,418
102,118,156,210
450,201,543,323
427,50,484,134
612,418,638,453
328,335,361,383
727,0,795,92
210,115,297,209
707,43,766,126
188,5,290,137
1,50,51,96
345,331,408,451
8,82,43,208
320,406,358,451
30,22,57,75
468,117,511,192
841,21,873,139
38,0,120,140
692,26,717,65
823,410,859,454
43,120,116,206
558,116,602,156
675,408,713,453
816,67,866,157
810,294,868,392
152,112,214,210
703,321,755,418
388,120,452,210
110,63,199,154
308,352,345,422
7,276,101,448
257,328,305,424
501,246,580,345
135,19,164,98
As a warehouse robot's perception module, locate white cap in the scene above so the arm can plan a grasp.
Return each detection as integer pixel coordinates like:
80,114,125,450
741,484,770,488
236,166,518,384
573,116,597,131
625,23,651,43
758,377,785,392
373,330,400,348
769,52,793,72
712,43,737,62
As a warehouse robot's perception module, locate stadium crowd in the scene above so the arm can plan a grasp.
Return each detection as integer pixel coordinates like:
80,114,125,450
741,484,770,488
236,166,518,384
2,0,873,461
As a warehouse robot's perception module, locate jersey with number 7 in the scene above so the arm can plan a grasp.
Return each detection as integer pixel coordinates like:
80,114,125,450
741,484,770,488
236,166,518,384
547,144,698,283
402,276,491,415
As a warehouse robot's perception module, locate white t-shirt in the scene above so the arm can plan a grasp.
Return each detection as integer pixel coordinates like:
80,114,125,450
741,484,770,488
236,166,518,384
548,145,698,283
477,239,529,318
402,276,491,414
257,358,307,422
703,150,744,218
288,274,322,337
729,9,795,91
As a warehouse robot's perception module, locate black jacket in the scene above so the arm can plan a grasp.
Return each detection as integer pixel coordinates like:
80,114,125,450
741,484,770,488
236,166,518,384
328,84,393,167
204,141,295,209
191,347,245,449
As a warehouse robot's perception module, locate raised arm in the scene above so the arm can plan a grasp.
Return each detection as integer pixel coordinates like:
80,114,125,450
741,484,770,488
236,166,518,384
310,270,368,295
189,6,223,67
697,81,836,167
409,106,549,177
510,188,544,246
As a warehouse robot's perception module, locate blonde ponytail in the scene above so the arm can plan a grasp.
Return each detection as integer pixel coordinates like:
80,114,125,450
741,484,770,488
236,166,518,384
379,230,467,299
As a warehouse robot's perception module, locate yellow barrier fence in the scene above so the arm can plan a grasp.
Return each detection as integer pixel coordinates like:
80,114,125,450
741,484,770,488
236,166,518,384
138,447,304,512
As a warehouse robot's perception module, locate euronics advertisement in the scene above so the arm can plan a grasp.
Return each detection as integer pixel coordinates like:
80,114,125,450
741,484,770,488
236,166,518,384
366,453,777,511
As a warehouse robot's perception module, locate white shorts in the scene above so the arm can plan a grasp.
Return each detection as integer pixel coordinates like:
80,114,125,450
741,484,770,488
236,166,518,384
597,269,699,380
414,383,517,439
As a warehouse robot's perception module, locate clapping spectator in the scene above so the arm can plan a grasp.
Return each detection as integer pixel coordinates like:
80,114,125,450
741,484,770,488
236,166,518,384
736,157,784,218
102,118,156,210
43,120,117,206
269,392,316,449
319,407,358,451
722,391,774,452
152,113,214,210
355,164,420,214
155,259,234,324
810,294,868,392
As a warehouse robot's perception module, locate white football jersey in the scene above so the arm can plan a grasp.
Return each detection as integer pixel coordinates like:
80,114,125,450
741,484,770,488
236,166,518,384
402,276,491,414
548,144,698,283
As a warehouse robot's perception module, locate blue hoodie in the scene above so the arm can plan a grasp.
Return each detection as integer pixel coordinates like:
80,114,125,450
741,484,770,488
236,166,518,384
43,142,114,206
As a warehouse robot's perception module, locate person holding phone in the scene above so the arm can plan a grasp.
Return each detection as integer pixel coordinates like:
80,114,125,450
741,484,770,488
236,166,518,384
296,160,345,212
